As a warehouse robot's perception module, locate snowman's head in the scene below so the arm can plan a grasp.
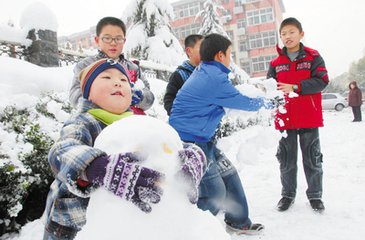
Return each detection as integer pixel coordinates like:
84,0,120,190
94,115,183,176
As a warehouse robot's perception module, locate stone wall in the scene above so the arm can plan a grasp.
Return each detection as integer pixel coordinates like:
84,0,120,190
26,29,59,67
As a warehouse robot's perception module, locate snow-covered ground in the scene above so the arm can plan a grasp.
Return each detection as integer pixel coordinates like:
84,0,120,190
222,108,365,240
7,110,365,240
1,57,364,239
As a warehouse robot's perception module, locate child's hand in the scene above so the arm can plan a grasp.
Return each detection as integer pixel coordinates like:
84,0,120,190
277,82,295,94
177,143,207,204
85,153,165,213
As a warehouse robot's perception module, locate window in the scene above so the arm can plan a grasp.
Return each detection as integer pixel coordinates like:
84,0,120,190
249,31,276,49
252,55,276,72
175,23,202,39
239,40,247,52
237,19,246,29
235,0,242,6
177,2,200,18
247,8,273,26
245,0,260,3
323,94,336,100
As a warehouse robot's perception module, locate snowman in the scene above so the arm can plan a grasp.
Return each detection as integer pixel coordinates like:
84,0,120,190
75,115,230,240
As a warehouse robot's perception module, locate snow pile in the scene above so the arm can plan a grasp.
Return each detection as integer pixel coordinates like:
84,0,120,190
0,57,72,101
19,1,58,32
0,23,31,46
76,115,230,240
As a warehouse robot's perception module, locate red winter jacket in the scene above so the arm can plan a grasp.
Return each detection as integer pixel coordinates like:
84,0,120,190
267,43,329,130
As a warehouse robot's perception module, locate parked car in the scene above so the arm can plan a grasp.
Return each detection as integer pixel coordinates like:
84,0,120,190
322,93,348,111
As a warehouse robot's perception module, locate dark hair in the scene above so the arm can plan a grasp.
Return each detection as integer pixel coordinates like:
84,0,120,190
200,33,232,61
349,81,358,89
96,17,126,36
184,34,204,49
280,17,303,33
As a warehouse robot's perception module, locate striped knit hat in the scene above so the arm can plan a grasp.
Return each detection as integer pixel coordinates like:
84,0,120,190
79,58,130,99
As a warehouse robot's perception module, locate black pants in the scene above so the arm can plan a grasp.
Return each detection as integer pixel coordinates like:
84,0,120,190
351,106,362,121
276,128,323,200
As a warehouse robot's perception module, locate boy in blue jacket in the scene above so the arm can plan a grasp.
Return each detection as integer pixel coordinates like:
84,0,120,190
169,33,269,235
43,58,206,239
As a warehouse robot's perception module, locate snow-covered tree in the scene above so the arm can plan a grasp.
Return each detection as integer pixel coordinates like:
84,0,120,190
197,0,249,83
122,0,184,66
349,52,365,88
197,0,228,38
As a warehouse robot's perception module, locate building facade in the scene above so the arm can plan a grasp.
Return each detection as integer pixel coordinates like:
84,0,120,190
58,0,285,78
171,0,285,78
58,27,97,53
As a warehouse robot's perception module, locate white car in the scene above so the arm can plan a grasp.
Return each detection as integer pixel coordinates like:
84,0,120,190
322,93,348,111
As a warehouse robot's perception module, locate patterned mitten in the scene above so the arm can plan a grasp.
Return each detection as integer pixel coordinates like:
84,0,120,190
85,153,164,213
131,89,143,105
178,143,207,204
270,96,285,108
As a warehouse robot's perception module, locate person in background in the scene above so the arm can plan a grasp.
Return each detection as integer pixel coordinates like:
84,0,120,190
169,33,271,235
163,34,203,115
267,17,329,212
348,81,362,122
43,59,206,240
69,16,154,115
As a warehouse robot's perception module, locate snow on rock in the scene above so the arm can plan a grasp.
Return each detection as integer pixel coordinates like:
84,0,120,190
19,1,58,32
76,115,230,240
0,23,31,46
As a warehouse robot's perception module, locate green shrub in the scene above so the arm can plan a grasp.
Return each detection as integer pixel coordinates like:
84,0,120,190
0,92,71,236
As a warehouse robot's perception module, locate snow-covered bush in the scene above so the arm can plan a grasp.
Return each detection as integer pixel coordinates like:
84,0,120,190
215,111,271,140
0,92,72,235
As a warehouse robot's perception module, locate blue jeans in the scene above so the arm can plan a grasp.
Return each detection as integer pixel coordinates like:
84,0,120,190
276,128,323,200
194,141,252,228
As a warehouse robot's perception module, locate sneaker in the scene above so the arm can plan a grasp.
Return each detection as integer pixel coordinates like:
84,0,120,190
310,199,325,212
226,223,264,235
277,197,294,211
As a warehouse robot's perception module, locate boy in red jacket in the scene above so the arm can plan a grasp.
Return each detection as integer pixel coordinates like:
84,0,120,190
267,17,329,212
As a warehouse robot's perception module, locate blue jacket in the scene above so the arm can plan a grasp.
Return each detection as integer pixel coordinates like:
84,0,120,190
169,61,264,142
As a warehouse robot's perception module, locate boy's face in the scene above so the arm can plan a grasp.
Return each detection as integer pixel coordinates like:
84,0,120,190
88,68,132,114
280,25,304,52
216,46,232,68
186,39,203,66
95,25,125,59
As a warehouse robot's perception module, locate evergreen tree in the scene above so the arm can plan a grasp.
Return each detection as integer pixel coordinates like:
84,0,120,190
197,0,228,37
122,0,184,65
349,52,365,89
197,0,249,83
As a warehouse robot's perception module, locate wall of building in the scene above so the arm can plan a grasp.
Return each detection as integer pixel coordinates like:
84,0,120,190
170,0,285,78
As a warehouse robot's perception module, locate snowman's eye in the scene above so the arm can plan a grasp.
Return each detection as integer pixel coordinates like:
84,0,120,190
163,143,173,154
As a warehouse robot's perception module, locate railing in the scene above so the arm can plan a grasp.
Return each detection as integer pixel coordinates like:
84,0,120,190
58,48,87,66
0,40,28,60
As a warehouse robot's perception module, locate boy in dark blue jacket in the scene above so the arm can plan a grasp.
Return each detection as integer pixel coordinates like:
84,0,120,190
163,34,203,115
169,33,269,235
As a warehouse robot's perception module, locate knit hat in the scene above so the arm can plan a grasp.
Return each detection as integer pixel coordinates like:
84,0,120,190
79,58,130,99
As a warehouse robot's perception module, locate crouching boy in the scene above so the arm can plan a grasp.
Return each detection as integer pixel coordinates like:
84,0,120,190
42,59,206,240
